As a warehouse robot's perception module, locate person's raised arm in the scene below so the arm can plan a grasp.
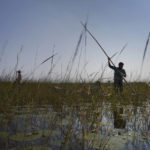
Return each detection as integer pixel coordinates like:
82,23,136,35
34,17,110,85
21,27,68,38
108,58,115,70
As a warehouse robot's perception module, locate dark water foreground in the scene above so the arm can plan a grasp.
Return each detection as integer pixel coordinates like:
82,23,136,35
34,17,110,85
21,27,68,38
0,100,150,150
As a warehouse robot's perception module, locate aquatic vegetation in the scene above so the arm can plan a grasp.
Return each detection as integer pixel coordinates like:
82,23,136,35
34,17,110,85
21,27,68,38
10,130,60,142
0,85,149,150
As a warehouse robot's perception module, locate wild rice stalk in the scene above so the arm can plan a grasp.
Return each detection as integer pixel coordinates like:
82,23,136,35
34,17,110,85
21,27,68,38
78,62,89,81
0,40,8,64
75,44,83,81
67,31,83,80
40,53,57,65
65,20,88,81
47,46,57,78
26,53,57,80
119,43,127,55
60,118,74,150
33,48,38,70
84,16,88,65
14,45,23,77
140,32,150,76
47,55,61,81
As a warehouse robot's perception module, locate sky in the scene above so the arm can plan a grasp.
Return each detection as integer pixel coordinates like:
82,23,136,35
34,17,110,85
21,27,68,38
0,0,150,81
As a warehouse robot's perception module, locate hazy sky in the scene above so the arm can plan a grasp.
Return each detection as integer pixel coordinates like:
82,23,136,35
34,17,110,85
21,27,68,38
1,0,150,81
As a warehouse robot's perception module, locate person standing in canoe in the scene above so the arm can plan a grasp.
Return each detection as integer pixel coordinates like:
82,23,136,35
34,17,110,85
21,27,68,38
108,58,126,93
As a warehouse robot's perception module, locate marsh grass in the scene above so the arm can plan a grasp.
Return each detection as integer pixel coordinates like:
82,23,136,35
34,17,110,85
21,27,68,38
140,32,150,75
1,76,150,149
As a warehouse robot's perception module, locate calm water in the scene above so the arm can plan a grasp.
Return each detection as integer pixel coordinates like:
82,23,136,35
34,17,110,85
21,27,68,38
0,100,150,150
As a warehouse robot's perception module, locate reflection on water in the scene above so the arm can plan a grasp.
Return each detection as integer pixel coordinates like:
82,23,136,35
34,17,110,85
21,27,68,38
114,107,126,129
0,100,150,150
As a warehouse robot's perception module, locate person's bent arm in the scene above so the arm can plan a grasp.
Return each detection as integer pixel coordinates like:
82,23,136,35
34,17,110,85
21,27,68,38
120,70,126,77
123,70,126,77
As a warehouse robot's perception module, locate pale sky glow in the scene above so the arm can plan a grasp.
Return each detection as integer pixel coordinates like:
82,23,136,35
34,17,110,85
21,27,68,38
1,0,150,81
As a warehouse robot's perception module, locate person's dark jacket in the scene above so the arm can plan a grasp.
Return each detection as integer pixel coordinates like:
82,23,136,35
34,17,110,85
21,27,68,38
108,62,126,82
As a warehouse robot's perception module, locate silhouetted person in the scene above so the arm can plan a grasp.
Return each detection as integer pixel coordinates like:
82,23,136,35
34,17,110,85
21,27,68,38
15,70,22,85
108,58,126,93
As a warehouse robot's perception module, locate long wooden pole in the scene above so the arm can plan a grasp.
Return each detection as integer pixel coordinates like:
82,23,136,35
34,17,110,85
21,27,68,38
81,22,114,65
81,22,135,93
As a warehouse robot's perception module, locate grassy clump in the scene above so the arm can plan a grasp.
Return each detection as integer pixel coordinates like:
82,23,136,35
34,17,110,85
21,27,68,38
0,81,149,108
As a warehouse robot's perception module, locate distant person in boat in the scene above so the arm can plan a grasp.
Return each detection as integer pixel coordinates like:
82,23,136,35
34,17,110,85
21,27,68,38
108,58,126,93
15,70,22,85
